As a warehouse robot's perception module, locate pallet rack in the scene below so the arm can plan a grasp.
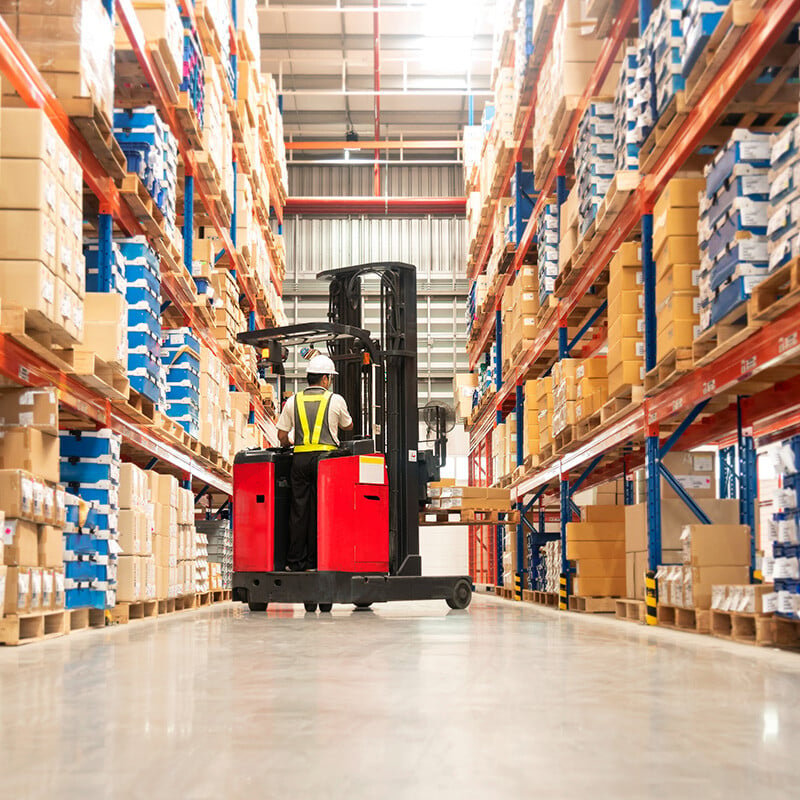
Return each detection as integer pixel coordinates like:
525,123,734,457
0,0,285,506
466,0,800,611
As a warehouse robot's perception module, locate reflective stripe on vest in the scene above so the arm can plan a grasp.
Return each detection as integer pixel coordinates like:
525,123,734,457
294,390,337,452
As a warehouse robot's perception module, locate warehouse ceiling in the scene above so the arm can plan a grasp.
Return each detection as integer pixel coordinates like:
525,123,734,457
259,0,495,146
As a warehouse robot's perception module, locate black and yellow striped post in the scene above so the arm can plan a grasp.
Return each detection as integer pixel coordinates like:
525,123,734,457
645,570,658,626
514,573,522,601
559,573,569,610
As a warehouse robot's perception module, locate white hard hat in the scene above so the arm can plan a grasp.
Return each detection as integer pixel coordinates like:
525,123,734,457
306,354,338,375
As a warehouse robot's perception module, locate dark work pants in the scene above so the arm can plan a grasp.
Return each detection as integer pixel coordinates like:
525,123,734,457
288,451,323,570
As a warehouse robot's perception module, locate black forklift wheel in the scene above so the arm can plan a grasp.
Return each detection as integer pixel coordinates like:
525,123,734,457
319,603,333,613
304,602,318,612
354,602,372,610
248,602,268,612
446,579,473,610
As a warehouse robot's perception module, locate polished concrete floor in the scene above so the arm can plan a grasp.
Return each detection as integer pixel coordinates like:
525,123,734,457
2,594,800,799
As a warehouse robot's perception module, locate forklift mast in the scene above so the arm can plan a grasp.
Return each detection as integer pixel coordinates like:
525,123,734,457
320,262,421,577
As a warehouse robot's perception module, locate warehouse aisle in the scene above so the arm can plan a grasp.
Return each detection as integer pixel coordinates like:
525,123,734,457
1,595,798,799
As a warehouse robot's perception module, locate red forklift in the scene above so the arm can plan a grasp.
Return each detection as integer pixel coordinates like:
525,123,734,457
231,262,473,613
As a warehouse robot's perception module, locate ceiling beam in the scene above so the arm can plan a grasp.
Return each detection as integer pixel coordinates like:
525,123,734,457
260,33,493,51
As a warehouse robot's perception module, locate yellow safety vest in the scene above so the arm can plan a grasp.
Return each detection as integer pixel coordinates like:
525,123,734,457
294,389,338,452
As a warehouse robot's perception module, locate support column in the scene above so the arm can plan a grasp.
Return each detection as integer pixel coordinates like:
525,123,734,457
642,212,657,373
737,396,758,579
645,424,661,626
559,473,570,609
623,455,634,505
515,383,525,587
97,212,113,292
183,173,194,274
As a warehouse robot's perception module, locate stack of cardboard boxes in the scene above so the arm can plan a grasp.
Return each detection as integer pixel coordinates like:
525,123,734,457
117,463,155,604
522,380,539,457
551,359,578,437
1,0,115,121
566,505,627,597
501,267,538,368
426,481,511,513
654,178,704,361
1,443,66,618
176,486,196,597
575,357,608,422
607,242,645,398
536,376,554,453
149,472,179,601
625,451,739,601
658,523,751,610
0,107,86,347
531,0,620,183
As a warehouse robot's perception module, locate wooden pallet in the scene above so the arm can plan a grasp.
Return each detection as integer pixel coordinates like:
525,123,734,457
158,598,177,615
748,258,800,323
709,609,776,645
495,586,515,600
195,591,212,608
211,589,232,603
568,596,618,613
110,600,159,625
692,305,759,367
115,388,157,426
554,424,577,454
644,348,694,394
538,442,555,464
61,349,130,403
575,410,602,441
769,617,800,650
0,301,80,356
600,387,645,425
530,590,559,607
419,509,520,526
175,92,204,150
615,598,647,624
68,607,107,632
0,610,68,646
657,604,711,634
63,97,127,182
175,594,196,611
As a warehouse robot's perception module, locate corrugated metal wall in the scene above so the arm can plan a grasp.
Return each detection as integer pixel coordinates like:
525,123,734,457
282,165,468,405
288,164,464,198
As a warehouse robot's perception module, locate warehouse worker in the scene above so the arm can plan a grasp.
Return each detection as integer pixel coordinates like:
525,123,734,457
277,354,353,571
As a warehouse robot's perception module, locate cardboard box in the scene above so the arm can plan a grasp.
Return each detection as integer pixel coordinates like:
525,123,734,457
3,566,30,615
0,158,60,217
82,292,127,368
610,242,643,270
656,264,700,304
658,320,702,356
607,361,644,394
0,427,59,483
3,519,38,566
566,540,626,560
661,451,716,500
653,178,704,218
156,473,178,508
38,524,62,568
607,336,645,365
584,505,626,523
657,292,700,328
0,469,35,519
0,210,59,270
0,261,58,322
575,557,626,578
608,289,644,320
0,108,59,168
565,522,625,542
119,463,147,510
117,555,142,603
156,565,169,599
681,524,751,567
626,551,649,599
655,237,701,276
691,565,750,609
653,207,700,255
625,499,739,552
572,576,626,596
0,388,58,432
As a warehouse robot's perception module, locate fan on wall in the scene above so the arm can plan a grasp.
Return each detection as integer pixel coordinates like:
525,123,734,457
420,402,456,469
